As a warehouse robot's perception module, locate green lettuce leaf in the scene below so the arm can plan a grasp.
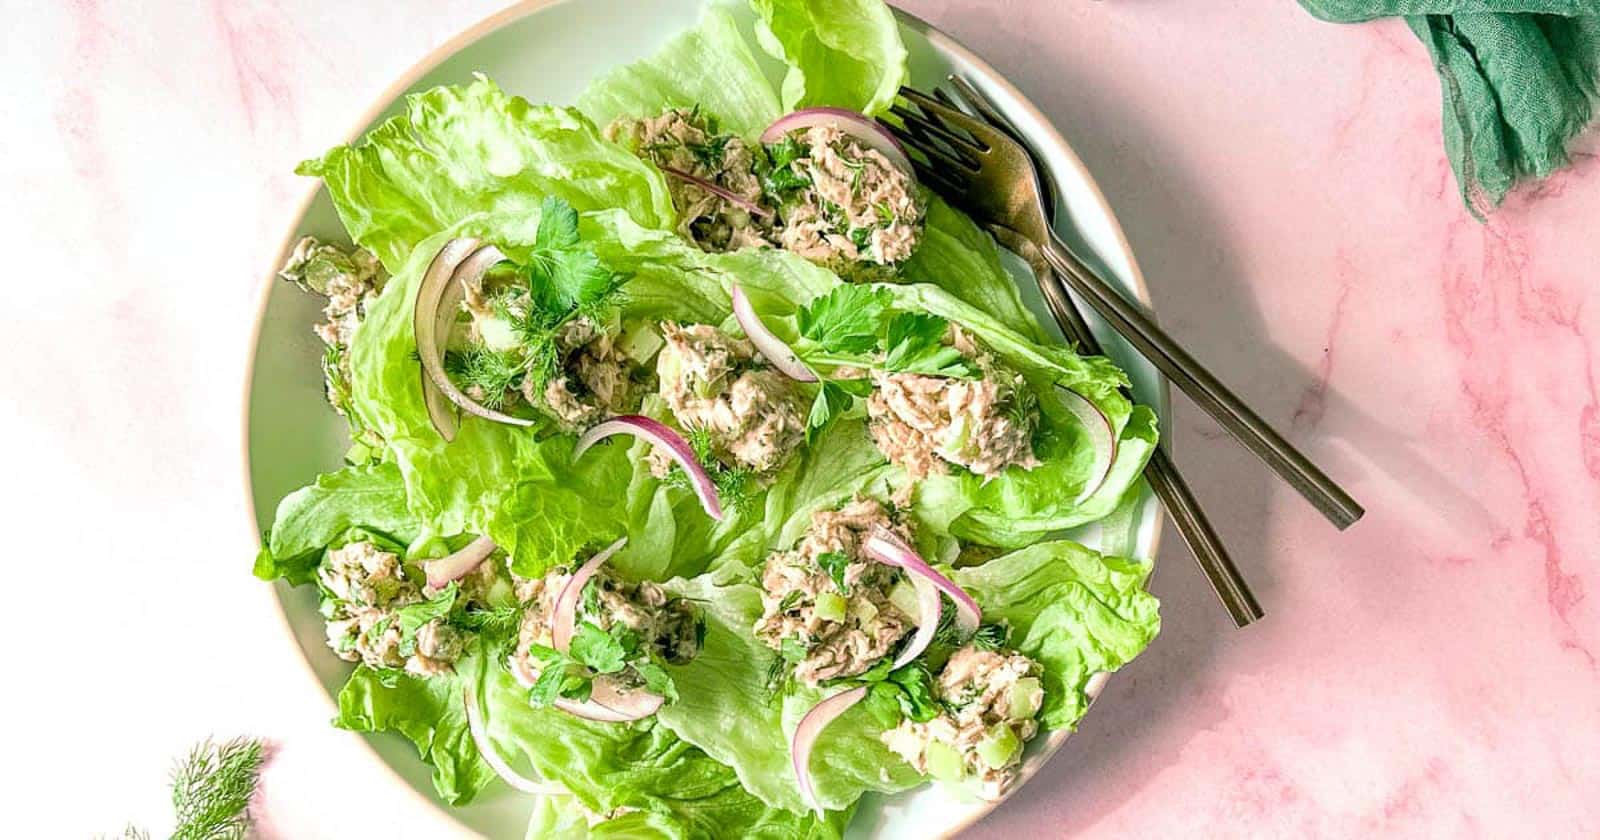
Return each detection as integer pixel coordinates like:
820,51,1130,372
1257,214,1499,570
336,663,496,806
466,646,850,837
578,7,784,139
299,76,676,272
654,537,1159,813
254,462,418,584
751,0,908,116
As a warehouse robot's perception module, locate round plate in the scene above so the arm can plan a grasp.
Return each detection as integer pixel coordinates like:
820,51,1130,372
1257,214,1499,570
242,1,1168,837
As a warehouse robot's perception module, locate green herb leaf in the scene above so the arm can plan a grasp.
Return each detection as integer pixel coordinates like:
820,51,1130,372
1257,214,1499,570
396,582,458,640
442,346,525,408
806,380,853,443
797,285,891,354
168,737,266,840
815,551,852,594
634,661,679,702
882,312,975,378
570,622,628,674
534,195,581,252
889,663,940,722
780,636,809,663
862,681,904,728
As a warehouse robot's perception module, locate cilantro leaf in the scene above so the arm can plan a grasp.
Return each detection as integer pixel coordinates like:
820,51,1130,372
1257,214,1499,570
569,622,628,674
815,551,853,594
888,663,940,722
863,681,904,727
528,662,591,707
797,286,891,354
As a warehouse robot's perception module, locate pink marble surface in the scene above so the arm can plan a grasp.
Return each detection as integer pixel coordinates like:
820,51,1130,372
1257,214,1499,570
11,0,1598,837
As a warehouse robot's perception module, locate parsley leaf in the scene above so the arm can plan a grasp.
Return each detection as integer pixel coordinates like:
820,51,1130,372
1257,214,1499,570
569,622,628,674
797,286,891,354
533,195,580,252
634,661,679,702
806,380,854,443
528,661,591,707
882,312,976,378
816,551,853,594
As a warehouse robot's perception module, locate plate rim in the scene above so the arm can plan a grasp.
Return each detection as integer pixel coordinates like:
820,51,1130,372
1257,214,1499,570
237,1,1169,836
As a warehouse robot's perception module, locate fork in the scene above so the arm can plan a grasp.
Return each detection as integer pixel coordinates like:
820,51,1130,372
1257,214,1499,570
884,84,1365,533
924,81,1262,626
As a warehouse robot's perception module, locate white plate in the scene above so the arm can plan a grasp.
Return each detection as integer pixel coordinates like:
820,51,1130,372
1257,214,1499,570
242,1,1168,836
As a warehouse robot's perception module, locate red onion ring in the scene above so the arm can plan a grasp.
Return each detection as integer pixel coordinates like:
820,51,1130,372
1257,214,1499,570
760,107,914,177
414,240,536,437
659,166,773,220
791,685,868,815
574,416,723,521
463,688,567,795
551,537,628,653
891,574,942,669
420,370,459,443
1059,388,1117,504
863,527,980,636
422,535,497,591
412,238,481,441
730,284,816,382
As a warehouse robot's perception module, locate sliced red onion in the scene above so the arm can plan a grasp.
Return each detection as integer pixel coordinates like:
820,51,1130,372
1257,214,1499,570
420,370,459,443
509,658,664,723
414,240,535,436
864,527,980,636
660,166,773,220
463,688,567,795
575,416,723,521
1058,387,1117,504
761,107,914,177
422,535,497,591
731,284,815,382
551,537,628,653
792,686,868,815
892,575,942,669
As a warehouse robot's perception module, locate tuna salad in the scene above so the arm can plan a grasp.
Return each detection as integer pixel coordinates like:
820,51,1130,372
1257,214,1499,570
319,541,485,677
655,322,806,475
511,557,702,705
868,326,1040,479
451,266,657,430
278,236,387,418
609,108,775,253
881,643,1045,800
766,124,925,278
754,497,916,686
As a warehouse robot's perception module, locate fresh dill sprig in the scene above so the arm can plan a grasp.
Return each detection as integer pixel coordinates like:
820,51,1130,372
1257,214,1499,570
663,426,758,514
443,346,525,409
168,737,267,840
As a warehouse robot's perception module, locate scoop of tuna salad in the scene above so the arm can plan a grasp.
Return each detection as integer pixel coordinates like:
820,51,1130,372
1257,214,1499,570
609,108,774,253
881,644,1045,799
766,124,925,278
655,322,805,475
868,327,1040,479
754,497,918,686
452,262,656,430
510,559,702,707
319,541,478,677
277,236,387,417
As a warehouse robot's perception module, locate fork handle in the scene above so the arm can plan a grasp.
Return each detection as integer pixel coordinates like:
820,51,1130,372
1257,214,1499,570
1023,239,1263,626
1039,232,1365,531
1144,447,1264,626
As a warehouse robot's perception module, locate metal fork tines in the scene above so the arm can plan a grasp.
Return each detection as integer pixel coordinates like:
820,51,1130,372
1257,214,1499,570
882,83,1364,533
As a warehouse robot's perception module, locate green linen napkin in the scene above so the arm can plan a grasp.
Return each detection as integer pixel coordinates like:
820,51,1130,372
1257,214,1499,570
1300,1,1599,215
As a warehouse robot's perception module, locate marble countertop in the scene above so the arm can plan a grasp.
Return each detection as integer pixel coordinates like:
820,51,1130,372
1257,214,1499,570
9,1,1597,837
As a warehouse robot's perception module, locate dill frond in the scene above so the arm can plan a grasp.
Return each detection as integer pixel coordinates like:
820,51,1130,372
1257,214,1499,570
169,737,266,840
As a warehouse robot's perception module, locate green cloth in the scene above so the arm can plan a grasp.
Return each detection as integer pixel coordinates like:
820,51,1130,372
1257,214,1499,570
1300,1,1600,215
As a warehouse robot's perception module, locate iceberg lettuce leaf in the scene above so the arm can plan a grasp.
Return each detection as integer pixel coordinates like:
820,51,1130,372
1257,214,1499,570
751,0,908,116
